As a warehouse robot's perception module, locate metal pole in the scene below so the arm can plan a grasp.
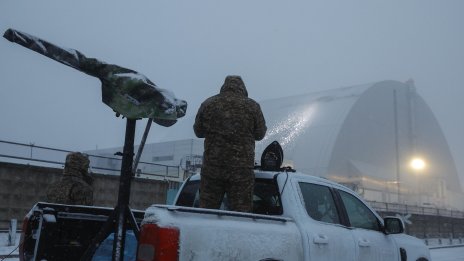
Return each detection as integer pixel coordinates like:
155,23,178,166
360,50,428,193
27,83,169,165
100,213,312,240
112,119,136,261
393,89,401,203
132,118,153,173
29,143,34,159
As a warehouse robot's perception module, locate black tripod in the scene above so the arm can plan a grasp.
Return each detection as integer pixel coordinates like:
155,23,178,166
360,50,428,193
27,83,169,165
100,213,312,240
81,119,139,261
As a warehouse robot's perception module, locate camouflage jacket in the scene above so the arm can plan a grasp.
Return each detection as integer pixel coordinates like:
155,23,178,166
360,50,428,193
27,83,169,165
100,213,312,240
46,152,94,205
194,76,267,168
46,177,94,206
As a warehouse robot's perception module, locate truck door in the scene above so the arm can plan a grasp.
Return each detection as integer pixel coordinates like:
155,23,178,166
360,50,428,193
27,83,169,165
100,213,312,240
337,190,398,261
297,182,356,261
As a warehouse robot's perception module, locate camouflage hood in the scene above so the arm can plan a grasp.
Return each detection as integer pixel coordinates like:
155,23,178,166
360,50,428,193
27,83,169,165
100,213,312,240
63,152,90,178
220,76,248,97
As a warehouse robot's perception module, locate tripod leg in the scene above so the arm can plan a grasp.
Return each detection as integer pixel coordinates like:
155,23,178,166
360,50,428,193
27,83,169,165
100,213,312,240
127,206,140,240
112,119,136,261
80,209,116,261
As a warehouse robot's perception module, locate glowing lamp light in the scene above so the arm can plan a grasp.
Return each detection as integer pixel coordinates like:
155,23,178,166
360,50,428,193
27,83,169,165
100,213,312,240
410,158,426,171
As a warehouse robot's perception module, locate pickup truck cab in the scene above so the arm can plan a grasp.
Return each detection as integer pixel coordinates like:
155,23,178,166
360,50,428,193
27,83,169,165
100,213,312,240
138,170,431,261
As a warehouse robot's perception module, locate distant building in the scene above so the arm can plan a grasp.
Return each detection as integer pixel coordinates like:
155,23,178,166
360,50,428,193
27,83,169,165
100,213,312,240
86,139,203,182
88,80,464,210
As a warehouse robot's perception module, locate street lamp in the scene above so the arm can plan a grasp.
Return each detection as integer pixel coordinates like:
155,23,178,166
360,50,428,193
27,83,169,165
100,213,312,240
409,157,426,172
409,157,427,206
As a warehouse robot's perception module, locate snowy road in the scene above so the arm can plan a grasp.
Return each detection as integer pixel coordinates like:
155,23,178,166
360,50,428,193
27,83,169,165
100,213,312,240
430,246,464,261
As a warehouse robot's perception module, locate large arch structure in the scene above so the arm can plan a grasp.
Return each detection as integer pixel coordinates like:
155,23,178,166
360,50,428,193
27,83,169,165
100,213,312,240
256,80,462,209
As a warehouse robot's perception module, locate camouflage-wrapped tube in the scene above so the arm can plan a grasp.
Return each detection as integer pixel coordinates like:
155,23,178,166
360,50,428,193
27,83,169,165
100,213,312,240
3,28,187,126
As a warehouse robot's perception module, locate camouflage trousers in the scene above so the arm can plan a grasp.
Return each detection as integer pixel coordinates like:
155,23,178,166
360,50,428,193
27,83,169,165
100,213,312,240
200,165,254,213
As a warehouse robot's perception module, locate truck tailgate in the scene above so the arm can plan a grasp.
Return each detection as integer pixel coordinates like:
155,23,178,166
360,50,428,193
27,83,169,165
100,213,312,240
141,205,303,261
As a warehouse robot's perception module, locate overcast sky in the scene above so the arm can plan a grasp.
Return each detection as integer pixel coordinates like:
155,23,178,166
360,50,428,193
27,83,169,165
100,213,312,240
1,1,463,184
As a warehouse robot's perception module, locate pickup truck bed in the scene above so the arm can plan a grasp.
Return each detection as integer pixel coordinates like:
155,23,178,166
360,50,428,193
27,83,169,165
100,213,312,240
20,202,144,261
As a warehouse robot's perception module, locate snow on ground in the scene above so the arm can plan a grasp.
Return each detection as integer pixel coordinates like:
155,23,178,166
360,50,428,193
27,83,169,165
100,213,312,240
0,232,19,261
430,246,464,261
0,257,18,261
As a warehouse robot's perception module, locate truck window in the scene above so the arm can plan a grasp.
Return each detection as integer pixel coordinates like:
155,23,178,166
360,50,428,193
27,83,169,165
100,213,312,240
338,190,380,231
175,178,283,215
298,182,340,224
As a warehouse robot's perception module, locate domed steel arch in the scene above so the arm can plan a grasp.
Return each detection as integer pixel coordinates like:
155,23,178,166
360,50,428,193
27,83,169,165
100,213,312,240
257,80,461,208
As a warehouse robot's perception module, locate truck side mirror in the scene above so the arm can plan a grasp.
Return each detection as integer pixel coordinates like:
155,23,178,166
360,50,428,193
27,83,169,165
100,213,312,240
383,217,404,234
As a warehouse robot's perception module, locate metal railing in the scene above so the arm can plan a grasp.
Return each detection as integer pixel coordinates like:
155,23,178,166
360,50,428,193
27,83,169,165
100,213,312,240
367,200,464,218
0,139,180,179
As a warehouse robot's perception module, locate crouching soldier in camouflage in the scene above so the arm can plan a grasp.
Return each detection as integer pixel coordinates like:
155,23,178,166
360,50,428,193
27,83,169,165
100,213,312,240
194,75,267,212
47,152,94,205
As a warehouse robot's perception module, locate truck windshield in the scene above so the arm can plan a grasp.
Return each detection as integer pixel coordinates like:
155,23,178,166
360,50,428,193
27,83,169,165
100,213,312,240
176,178,283,215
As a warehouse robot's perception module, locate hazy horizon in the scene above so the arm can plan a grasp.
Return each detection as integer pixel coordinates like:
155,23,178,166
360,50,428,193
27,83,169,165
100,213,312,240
1,1,463,188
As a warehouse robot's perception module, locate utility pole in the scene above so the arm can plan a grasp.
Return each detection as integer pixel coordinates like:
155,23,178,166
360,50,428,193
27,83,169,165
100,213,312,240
393,89,401,203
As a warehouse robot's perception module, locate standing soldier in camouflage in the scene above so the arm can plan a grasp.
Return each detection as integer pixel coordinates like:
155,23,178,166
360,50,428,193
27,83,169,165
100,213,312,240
47,152,94,205
194,75,267,212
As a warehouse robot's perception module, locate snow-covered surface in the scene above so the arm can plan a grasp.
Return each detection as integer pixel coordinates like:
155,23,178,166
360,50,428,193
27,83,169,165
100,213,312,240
430,246,464,261
143,205,302,261
13,30,47,53
113,72,178,105
0,232,20,260
114,72,151,85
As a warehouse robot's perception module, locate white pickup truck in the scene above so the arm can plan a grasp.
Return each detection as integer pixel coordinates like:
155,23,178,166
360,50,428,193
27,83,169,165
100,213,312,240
136,170,430,261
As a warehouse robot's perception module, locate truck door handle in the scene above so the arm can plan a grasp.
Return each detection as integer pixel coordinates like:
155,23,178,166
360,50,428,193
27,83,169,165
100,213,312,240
358,238,370,247
313,234,329,244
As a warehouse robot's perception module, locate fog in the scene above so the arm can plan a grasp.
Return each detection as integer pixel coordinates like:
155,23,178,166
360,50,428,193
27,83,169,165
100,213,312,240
0,1,463,188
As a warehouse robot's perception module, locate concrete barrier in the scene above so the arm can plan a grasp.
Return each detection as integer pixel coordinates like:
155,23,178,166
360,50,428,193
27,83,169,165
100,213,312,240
0,162,169,229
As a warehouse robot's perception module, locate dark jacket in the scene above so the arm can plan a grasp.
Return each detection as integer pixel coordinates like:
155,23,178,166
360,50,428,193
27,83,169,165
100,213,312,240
194,76,267,168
